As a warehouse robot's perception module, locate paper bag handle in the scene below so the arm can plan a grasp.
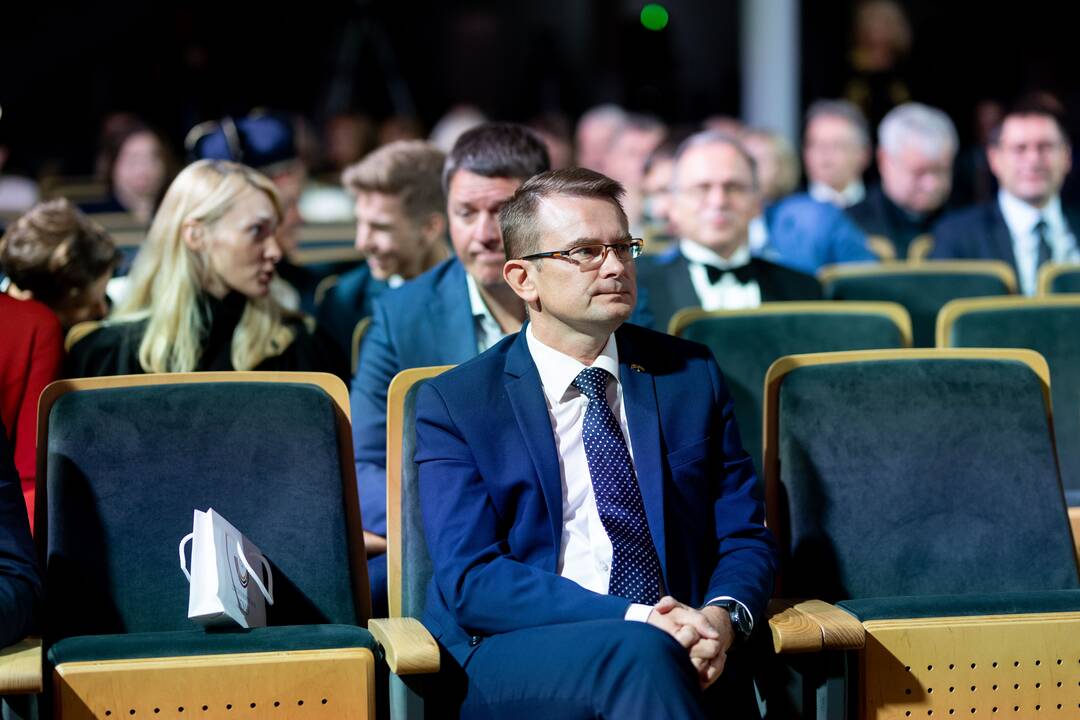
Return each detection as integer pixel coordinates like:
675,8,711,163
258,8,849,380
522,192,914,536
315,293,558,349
179,532,194,582
236,541,274,605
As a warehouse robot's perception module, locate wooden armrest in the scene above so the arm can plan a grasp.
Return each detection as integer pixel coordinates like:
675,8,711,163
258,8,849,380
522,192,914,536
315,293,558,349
767,599,865,654
368,618,440,675
0,637,43,694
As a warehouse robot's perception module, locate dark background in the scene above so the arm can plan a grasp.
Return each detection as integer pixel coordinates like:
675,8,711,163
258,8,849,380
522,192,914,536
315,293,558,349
1,0,1076,175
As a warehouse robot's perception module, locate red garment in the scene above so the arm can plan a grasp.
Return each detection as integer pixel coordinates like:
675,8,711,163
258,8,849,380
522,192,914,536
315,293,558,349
0,293,63,529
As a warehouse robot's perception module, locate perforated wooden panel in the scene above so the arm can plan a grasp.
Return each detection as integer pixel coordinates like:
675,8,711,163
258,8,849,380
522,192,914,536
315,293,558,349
55,648,375,719
861,612,1080,719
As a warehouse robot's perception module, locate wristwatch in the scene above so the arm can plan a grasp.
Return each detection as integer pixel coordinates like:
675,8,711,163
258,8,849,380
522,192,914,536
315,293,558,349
709,599,753,645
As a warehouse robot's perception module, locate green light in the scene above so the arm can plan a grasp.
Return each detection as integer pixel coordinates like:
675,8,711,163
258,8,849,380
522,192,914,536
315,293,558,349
640,3,669,31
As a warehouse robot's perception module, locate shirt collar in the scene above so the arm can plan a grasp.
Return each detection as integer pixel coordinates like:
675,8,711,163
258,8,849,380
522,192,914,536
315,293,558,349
526,323,620,407
809,180,865,207
998,189,1065,236
465,272,496,322
680,238,752,270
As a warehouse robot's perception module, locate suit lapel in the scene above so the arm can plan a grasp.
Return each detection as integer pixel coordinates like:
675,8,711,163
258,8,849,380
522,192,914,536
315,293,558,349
432,260,480,363
989,201,1019,273
615,328,669,581
503,332,563,552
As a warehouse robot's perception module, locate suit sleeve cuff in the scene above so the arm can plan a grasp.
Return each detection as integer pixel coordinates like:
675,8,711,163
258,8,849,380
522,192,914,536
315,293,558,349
704,595,754,632
624,602,654,623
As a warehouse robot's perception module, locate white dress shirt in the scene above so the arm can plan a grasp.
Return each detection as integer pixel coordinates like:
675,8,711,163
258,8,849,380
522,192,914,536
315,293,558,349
525,325,752,628
808,180,865,209
681,239,762,311
466,274,512,352
998,190,1079,296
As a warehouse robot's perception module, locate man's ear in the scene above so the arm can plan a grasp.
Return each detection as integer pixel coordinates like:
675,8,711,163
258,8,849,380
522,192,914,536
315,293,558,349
503,258,539,304
419,212,448,245
182,220,205,252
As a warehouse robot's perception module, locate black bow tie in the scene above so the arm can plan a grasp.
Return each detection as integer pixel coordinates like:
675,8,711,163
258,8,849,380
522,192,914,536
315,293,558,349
704,262,755,285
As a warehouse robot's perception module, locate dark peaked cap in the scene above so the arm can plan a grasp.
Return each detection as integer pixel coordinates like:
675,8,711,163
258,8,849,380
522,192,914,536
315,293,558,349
185,111,298,172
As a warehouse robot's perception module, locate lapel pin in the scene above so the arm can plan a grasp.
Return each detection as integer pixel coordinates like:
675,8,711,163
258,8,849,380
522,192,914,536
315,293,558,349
630,363,646,373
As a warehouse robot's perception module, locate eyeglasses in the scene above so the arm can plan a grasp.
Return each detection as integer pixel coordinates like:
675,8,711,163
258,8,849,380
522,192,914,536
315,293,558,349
519,239,644,271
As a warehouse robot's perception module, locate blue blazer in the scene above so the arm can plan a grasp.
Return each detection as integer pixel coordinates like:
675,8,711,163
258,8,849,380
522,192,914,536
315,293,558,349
760,192,877,274
414,323,778,665
929,200,1080,277
350,258,479,535
0,423,40,647
315,263,390,359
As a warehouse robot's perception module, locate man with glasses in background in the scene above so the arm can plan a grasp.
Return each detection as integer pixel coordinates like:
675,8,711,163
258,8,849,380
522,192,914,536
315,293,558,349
637,130,821,333
414,167,776,718
931,98,1080,295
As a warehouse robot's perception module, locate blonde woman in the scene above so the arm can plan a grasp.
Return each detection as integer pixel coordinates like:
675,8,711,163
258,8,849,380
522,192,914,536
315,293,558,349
67,160,347,379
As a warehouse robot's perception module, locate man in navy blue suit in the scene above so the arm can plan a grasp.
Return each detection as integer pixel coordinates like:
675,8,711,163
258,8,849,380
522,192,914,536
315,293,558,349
415,168,777,717
930,99,1080,295
350,124,550,614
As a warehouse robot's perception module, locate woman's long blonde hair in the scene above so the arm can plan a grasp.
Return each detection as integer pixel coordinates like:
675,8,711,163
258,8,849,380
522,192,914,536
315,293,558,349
114,159,296,372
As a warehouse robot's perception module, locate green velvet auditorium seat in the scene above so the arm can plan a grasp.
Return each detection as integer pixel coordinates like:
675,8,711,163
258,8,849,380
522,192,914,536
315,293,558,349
818,260,1017,347
761,349,1080,720
1038,262,1080,295
938,297,1080,507
35,372,420,719
669,301,912,478
368,367,451,720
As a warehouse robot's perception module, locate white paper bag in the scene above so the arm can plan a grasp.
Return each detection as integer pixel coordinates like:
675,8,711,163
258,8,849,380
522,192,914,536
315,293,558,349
178,508,274,628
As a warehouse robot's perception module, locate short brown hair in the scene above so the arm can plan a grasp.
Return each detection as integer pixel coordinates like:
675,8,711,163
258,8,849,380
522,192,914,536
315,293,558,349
341,140,446,223
499,167,628,260
0,199,120,306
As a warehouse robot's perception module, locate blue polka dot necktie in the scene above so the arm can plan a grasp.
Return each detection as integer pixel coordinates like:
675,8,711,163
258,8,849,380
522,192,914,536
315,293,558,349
572,366,663,604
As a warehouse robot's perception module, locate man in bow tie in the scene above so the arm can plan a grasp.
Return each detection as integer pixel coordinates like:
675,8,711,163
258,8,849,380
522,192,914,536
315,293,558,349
637,130,821,333
415,167,777,718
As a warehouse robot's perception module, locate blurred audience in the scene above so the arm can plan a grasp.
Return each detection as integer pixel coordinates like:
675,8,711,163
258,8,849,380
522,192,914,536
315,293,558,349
742,128,874,273
0,115,39,214
803,99,872,208
428,105,487,154
843,0,913,129
67,160,347,379
528,113,574,170
848,102,957,260
640,137,680,247
931,98,1078,295
317,140,449,358
82,122,175,224
601,114,666,235
574,103,626,172
637,131,821,332
1,199,119,329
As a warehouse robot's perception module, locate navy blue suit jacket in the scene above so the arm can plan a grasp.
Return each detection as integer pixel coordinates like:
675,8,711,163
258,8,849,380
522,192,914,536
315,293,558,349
414,323,777,665
929,200,1080,276
0,422,40,647
315,263,389,359
350,258,479,535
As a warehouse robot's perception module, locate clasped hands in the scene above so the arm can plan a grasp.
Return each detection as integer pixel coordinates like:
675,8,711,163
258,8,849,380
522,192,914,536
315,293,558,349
647,595,734,689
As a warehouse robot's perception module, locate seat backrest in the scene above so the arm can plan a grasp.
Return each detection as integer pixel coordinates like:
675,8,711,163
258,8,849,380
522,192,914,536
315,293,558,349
819,261,1017,347
672,302,911,478
385,367,453,619
1038,263,1080,295
38,373,369,641
764,349,1079,602
939,297,1080,501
